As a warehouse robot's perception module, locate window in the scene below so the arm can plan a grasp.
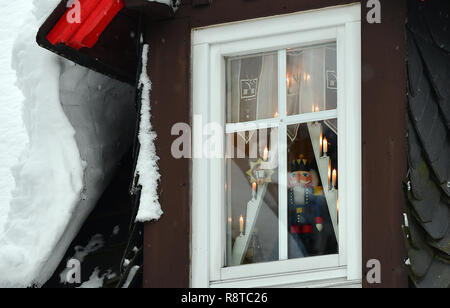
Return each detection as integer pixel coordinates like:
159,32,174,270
192,4,362,288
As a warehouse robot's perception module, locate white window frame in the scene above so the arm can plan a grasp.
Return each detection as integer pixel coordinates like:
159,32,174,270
192,4,362,288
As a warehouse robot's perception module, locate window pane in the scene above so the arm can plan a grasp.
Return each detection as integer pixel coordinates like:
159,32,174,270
225,128,279,266
287,44,337,116
286,120,338,259
226,52,278,123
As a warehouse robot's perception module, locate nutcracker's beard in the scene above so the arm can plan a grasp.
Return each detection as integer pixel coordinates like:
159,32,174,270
288,170,319,189
301,180,313,187
299,181,313,188
290,180,313,189
289,173,313,188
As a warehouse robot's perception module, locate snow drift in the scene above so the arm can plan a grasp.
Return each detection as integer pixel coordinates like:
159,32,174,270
0,0,31,230
0,0,135,287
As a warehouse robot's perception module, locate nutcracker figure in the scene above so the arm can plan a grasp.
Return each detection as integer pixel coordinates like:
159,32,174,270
288,157,324,258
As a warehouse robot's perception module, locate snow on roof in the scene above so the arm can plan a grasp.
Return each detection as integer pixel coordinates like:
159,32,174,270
148,0,180,10
0,0,135,287
0,0,84,288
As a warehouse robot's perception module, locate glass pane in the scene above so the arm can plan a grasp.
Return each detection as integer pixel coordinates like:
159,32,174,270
287,44,337,116
286,120,338,259
225,128,279,266
226,52,278,123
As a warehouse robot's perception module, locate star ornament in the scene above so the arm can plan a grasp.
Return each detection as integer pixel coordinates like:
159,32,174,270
246,159,275,184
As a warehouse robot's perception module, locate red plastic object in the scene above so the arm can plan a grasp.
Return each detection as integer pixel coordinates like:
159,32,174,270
47,0,125,50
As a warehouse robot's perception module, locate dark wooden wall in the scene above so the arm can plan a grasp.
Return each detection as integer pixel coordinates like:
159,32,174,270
143,0,408,288
361,0,408,288
143,17,191,288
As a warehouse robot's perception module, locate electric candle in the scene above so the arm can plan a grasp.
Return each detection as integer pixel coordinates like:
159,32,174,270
319,133,323,156
263,147,269,161
337,199,339,224
328,161,332,189
252,182,257,199
323,138,328,156
332,169,337,189
274,111,279,118
239,215,244,234
315,106,320,113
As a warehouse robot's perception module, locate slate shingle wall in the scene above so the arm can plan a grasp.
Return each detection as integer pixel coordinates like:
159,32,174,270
405,0,450,288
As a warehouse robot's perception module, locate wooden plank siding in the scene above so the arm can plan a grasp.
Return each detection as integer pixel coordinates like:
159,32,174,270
142,17,192,288
361,0,408,288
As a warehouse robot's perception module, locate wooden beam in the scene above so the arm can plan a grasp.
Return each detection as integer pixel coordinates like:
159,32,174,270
124,0,175,19
361,0,408,288
192,0,212,7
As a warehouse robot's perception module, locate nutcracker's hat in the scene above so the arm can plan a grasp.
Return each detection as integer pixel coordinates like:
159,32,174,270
290,155,311,172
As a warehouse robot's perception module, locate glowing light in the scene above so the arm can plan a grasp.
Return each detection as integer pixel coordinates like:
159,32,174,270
320,133,323,156
239,215,244,234
328,161,332,188
263,147,269,161
332,169,337,189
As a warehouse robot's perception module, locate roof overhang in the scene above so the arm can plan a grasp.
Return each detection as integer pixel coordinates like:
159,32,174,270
37,0,175,84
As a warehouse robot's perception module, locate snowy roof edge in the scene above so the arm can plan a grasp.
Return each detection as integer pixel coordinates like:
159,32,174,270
36,0,175,84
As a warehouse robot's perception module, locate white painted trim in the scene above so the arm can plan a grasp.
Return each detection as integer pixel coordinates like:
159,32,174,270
217,27,338,59
220,255,339,281
193,4,360,46
285,110,339,125
211,267,349,288
344,21,362,280
191,3,362,288
208,44,225,282
224,110,338,134
337,25,348,267
191,43,210,288
277,49,289,261
225,118,280,134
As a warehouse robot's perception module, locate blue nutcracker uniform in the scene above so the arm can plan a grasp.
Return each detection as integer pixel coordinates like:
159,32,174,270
288,187,324,258
288,187,322,229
